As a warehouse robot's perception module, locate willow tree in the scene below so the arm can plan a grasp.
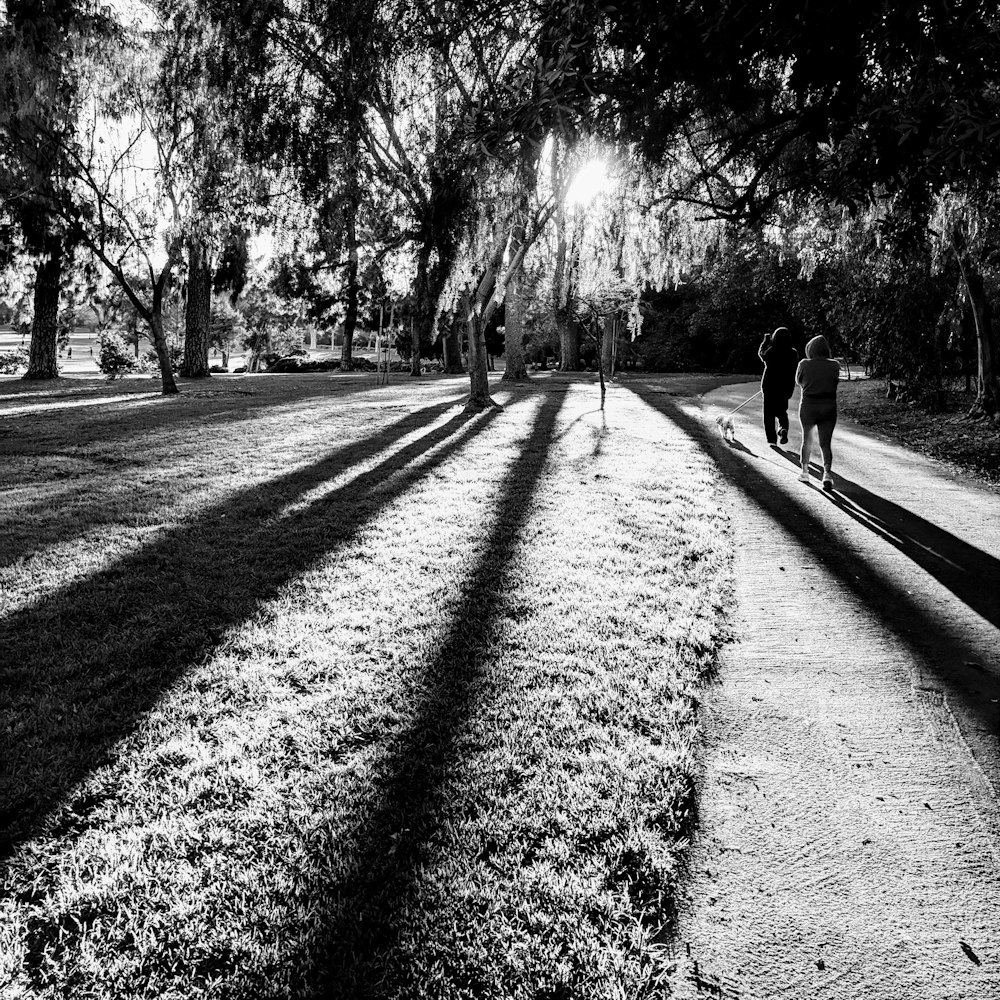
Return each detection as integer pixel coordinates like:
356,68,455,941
499,142,539,382
431,0,613,406
608,0,1000,418
439,154,572,408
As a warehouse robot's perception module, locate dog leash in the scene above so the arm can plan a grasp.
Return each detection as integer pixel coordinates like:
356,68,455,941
726,389,762,416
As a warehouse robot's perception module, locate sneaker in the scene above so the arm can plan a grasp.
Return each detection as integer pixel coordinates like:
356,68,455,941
822,475,834,491
778,428,788,445
798,469,810,483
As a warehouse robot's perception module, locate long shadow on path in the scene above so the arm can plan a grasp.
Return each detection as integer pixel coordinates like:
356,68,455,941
0,396,499,858
770,448,1000,630
629,384,1000,782
301,391,566,997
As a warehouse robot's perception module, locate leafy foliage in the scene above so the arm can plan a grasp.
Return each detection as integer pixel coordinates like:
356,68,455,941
0,347,29,373
607,1,1000,220
96,331,148,378
630,218,966,396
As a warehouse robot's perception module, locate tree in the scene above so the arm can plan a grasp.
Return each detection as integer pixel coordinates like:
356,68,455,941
147,2,272,380
20,3,265,394
607,2,1000,220
202,0,391,374
0,1,118,379
207,0,611,405
237,276,302,371
931,190,1000,416
431,0,612,405
605,2,1000,411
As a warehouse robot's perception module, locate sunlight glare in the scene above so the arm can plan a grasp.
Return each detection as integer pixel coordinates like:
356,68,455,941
566,159,611,206
250,230,276,268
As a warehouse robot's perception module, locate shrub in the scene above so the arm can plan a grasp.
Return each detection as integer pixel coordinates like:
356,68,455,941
98,333,147,379
142,345,183,372
266,355,341,373
142,347,184,374
0,348,29,374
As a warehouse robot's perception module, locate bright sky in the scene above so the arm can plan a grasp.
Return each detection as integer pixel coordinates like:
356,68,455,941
104,0,157,30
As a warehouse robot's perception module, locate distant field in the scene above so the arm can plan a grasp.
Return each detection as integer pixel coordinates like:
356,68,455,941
0,328,402,375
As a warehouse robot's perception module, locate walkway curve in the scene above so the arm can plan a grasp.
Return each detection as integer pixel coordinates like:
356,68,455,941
659,381,1000,999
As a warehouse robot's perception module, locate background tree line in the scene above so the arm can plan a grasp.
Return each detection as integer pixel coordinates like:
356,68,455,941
2,1,1000,417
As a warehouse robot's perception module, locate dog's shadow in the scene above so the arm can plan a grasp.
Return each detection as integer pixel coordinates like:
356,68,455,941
726,437,757,457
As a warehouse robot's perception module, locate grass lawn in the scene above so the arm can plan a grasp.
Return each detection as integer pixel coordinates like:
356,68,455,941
837,377,1000,486
0,370,732,999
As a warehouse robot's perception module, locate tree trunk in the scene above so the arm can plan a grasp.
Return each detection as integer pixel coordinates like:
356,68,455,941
552,199,571,371
596,321,606,409
339,194,360,371
955,246,999,417
464,296,495,410
148,311,179,395
341,257,358,374
558,314,580,370
500,144,536,383
973,291,999,417
410,240,433,376
249,330,268,373
181,241,212,378
961,298,975,393
601,314,615,378
466,317,494,409
442,326,464,373
551,144,580,372
501,270,528,381
428,6,465,378
24,245,62,380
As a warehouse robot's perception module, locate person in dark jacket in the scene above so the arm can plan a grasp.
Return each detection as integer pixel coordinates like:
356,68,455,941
758,326,799,445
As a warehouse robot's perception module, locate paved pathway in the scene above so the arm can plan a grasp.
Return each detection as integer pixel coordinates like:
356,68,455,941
663,382,1000,999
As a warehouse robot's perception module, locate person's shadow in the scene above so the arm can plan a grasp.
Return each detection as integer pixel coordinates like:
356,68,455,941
771,448,1000,630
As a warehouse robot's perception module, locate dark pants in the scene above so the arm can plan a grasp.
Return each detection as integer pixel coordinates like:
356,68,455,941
762,389,790,444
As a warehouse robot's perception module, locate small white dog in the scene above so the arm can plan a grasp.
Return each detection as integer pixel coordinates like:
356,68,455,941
715,413,737,441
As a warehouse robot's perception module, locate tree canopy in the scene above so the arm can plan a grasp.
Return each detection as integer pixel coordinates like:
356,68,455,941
0,0,999,412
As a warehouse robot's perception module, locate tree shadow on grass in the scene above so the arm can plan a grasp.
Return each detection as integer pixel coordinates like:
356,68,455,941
0,377,471,483
0,382,472,572
628,385,1000,775
301,391,566,998
0,396,500,858
768,448,1000,630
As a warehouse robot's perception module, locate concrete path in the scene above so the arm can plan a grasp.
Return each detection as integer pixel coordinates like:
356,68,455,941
667,382,1000,999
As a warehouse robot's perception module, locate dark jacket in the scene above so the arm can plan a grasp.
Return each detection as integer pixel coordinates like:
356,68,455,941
759,337,799,397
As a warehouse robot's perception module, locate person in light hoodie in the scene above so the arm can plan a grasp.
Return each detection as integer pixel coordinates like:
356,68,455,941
795,335,840,490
